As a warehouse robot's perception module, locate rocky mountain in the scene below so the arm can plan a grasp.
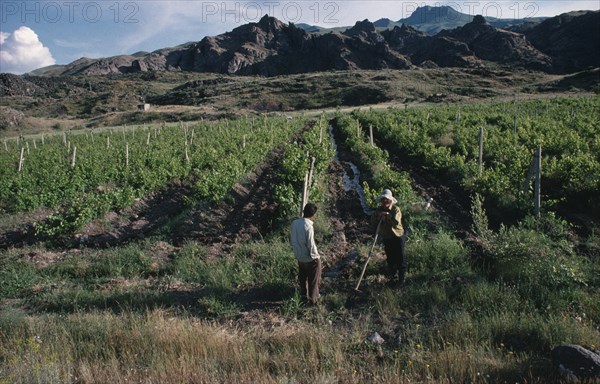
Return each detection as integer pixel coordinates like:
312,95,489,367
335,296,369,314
510,11,600,73
437,15,552,71
27,10,599,77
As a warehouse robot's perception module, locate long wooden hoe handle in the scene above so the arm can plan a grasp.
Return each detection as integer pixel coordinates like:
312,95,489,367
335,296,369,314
355,219,382,291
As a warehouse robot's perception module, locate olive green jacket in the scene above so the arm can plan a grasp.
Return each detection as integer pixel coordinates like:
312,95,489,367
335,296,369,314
370,205,404,239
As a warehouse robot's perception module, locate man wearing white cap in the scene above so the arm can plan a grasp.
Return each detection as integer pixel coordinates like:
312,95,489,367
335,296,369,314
370,189,406,285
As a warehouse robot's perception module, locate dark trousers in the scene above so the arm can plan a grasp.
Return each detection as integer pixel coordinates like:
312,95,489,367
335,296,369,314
383,236,406,281
298,259,321,305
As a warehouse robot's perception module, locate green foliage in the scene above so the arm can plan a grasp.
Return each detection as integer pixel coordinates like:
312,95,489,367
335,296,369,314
332,113,417,208
0,263,38,298
1,117,304,240
169,241,206,281
197,296,241,318
491,224,586,288
409,231,470,278
274,118,335,216
91,245,152,279
281,291,304,317
348,96,600,217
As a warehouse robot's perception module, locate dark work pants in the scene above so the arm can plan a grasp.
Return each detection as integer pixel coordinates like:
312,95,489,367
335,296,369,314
298,259,321,305
383,236,406,281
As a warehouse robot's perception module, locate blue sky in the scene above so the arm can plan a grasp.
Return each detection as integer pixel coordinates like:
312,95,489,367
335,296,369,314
1,0,598,74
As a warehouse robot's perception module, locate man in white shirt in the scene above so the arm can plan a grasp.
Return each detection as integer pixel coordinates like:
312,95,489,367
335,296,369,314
290,203,321,305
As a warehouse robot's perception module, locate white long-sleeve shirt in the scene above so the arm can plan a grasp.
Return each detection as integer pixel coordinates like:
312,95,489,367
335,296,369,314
290,217,320,263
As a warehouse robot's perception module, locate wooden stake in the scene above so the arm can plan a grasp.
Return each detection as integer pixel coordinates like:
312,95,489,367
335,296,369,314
301,171,309,217
18,147,24,172
319,123,323,145
126,144,129,167
71,146,77,168
369,124,374,147
478,127,484,177
534,144,541,217
307,157,316,194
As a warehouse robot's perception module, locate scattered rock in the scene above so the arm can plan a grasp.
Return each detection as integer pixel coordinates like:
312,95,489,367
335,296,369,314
368,332,385,345
552,344,600,381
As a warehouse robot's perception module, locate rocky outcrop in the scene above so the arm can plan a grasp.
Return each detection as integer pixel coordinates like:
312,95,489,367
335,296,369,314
383,24,475,67
518,11,600,73
438,15,552,71
0,73,46,96
0,106,24,130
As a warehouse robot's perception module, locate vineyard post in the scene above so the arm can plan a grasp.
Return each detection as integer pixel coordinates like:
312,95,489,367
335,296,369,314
185,142,190,164
3,139,7,152
33,139,37,150
534,144,541,217
126,143,129,168
426,112,430,123
67,141,71,152
356,119,360,137
18,147,24,172
456,106,461,124
369,124,374,147
71,146,77,168
63,132,67,146
242,134,246,149
522,154,536,194
107,136,110,149
478,127,484,177
301,171,309,217
41,134,44,145
514,116,517,133
147,132,151,145
26,142,30,155
307,156,316,195
319,120,323,144
300,156,316,217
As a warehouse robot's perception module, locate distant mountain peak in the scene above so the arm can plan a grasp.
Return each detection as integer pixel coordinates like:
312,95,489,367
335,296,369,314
472,15,488,25
257,14,285,31
409,5,464,20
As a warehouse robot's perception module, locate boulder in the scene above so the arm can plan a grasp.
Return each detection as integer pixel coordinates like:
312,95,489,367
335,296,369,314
552,344,600,381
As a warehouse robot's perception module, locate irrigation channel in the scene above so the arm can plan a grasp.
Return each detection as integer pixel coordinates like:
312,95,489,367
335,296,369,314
323,125,429,282
323,126,374,280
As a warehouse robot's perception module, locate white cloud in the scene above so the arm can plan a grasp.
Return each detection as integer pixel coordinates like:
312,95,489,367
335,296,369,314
0,26,56,74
